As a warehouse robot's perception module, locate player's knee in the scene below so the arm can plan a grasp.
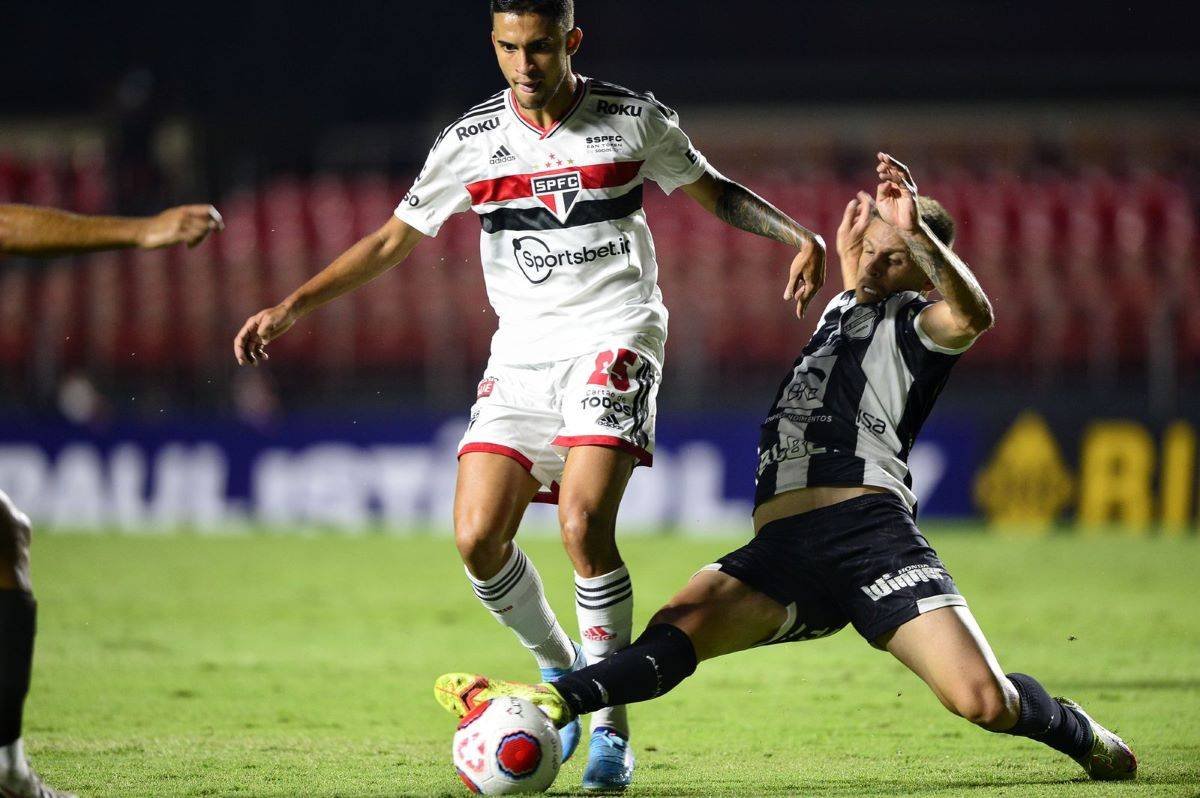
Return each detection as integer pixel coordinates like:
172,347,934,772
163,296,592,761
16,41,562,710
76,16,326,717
947,679,1017,730
453,517,507,577
557,505,616,565
557,507,591,549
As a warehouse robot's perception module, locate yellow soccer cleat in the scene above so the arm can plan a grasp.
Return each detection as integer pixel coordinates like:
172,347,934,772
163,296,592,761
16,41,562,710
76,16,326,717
434,673,575,729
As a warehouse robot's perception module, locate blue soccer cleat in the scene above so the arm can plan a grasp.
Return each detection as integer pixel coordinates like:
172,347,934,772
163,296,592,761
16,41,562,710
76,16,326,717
540,642,585,762
581,726,635,792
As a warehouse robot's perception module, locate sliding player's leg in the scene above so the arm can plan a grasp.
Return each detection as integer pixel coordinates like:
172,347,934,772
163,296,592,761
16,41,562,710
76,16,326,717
435,567,787,725
453,452,584,758
556,444,639,790
0,490,75,798
880,605,1136,780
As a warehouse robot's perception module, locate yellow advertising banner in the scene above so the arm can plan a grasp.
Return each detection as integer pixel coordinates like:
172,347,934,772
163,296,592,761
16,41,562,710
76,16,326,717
975,413,1197,533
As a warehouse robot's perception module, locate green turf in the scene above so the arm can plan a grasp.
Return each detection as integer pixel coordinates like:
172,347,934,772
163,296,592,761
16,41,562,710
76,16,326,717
21,526,1200,797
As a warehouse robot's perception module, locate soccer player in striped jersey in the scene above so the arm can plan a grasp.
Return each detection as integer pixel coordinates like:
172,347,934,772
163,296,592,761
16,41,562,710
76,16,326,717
232,0,824,789
434,153,1138,783
0,201,223,798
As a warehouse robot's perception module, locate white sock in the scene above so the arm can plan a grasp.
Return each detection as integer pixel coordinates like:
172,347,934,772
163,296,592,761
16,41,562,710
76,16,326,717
467,545,575,671
575,564,634,737
1,738,30,782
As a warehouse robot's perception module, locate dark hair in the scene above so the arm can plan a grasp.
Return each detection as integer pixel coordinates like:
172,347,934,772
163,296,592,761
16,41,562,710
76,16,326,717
490,0,575,30
918,196,955,247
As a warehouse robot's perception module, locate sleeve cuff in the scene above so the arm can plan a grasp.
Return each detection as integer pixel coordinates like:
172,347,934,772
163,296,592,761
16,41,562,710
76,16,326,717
914,305,975,354
393,206,440,238
654,157,709,196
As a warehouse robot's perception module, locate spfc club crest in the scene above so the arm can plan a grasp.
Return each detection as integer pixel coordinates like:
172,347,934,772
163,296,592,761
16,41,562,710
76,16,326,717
530,171,582,223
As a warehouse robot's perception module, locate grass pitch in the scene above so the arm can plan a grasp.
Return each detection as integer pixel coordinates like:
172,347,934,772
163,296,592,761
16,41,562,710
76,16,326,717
23,527,1200,797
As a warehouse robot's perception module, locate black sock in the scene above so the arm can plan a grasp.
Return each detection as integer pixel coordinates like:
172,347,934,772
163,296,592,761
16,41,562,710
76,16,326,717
550,623,697,717
1002,672,1093,760
0,589,36,747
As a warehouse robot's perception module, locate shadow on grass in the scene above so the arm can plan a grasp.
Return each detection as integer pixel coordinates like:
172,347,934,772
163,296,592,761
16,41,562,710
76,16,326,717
545,774,1078,797
1057,678,1200,691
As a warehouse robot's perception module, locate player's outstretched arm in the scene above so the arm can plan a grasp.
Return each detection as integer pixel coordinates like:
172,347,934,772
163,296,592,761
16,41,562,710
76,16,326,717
874,153,994,349
0,203,224,257
680,169,826,318
233,215,424,365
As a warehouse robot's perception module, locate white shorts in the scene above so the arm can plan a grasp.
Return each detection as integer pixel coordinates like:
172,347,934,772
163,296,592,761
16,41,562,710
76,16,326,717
458,344,661,503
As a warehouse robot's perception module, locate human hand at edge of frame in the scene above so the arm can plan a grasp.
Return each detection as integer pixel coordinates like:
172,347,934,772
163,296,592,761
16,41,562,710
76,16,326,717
233,303,296,366
837,191,874,273
139,204,225,249
783,232,827,319
874,152,921,234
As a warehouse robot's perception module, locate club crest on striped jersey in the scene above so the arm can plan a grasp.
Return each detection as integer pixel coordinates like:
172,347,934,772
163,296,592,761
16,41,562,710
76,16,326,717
842,304,880,340
530,171,582,223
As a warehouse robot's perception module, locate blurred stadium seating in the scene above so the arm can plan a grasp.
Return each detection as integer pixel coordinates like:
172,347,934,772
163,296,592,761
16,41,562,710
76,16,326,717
1,143,1195,409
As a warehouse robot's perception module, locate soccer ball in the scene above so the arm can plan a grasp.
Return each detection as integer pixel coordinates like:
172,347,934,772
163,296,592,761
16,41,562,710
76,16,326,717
452,696,562,794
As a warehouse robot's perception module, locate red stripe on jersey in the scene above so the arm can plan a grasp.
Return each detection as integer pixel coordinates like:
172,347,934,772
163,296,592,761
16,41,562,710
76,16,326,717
466,160,645,206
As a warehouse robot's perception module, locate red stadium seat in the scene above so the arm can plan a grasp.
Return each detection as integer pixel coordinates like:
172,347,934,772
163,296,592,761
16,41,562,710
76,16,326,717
2,151,1193,391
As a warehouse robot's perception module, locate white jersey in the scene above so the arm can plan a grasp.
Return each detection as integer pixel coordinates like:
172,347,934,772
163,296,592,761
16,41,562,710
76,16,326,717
395,76,708,365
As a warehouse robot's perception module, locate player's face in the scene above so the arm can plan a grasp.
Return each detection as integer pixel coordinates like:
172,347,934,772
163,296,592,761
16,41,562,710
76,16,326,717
855,218,933,302
492,12,582,111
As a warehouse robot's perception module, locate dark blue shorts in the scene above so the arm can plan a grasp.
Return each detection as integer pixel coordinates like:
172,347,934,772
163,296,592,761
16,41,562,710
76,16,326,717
713,493,966,645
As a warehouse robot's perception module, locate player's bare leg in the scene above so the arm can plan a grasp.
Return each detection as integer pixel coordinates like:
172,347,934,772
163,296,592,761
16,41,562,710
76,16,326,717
453,453,583,758
454,452,541,579
878,605,1018,730
556,445,639,790
880,605,1135,780
0,491,76,798
649,569,787,661
453,451,577,668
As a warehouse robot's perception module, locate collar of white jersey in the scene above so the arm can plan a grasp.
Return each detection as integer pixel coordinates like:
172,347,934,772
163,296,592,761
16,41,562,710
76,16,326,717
507,74,590,140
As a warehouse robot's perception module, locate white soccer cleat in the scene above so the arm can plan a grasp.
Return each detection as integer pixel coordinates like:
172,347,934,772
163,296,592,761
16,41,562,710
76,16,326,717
1058,698,1137,781
1,741,75,798
0,766,77,798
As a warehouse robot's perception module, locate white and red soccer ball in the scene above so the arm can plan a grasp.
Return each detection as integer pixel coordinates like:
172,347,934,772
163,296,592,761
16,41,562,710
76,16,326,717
452,696,562,794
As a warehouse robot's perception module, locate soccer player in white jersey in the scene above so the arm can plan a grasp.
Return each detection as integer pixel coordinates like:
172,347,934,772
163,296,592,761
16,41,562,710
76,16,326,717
0,201,224,798
434,154,1138,784
232,0,824,789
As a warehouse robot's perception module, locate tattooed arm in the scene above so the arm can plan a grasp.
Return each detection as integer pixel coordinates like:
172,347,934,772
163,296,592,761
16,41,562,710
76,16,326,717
682,168,826,318
874,153,993,349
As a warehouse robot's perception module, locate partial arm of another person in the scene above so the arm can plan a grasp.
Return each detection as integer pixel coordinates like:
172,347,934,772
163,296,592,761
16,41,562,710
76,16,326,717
680,168,826,318
233,215,425,365
875,153,994,349
0,203,223,257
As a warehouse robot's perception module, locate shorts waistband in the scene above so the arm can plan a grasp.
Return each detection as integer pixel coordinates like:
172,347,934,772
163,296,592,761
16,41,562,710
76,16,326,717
757,492,908,538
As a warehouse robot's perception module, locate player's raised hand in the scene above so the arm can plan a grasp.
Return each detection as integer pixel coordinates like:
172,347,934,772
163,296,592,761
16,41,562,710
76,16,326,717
874,152,920,233
783,232,826,319
837,191,873,270
139,204,224,249
234,304,296,365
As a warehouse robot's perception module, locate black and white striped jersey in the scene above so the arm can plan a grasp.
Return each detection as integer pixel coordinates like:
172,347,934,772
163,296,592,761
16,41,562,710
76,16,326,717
755,290,971,512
